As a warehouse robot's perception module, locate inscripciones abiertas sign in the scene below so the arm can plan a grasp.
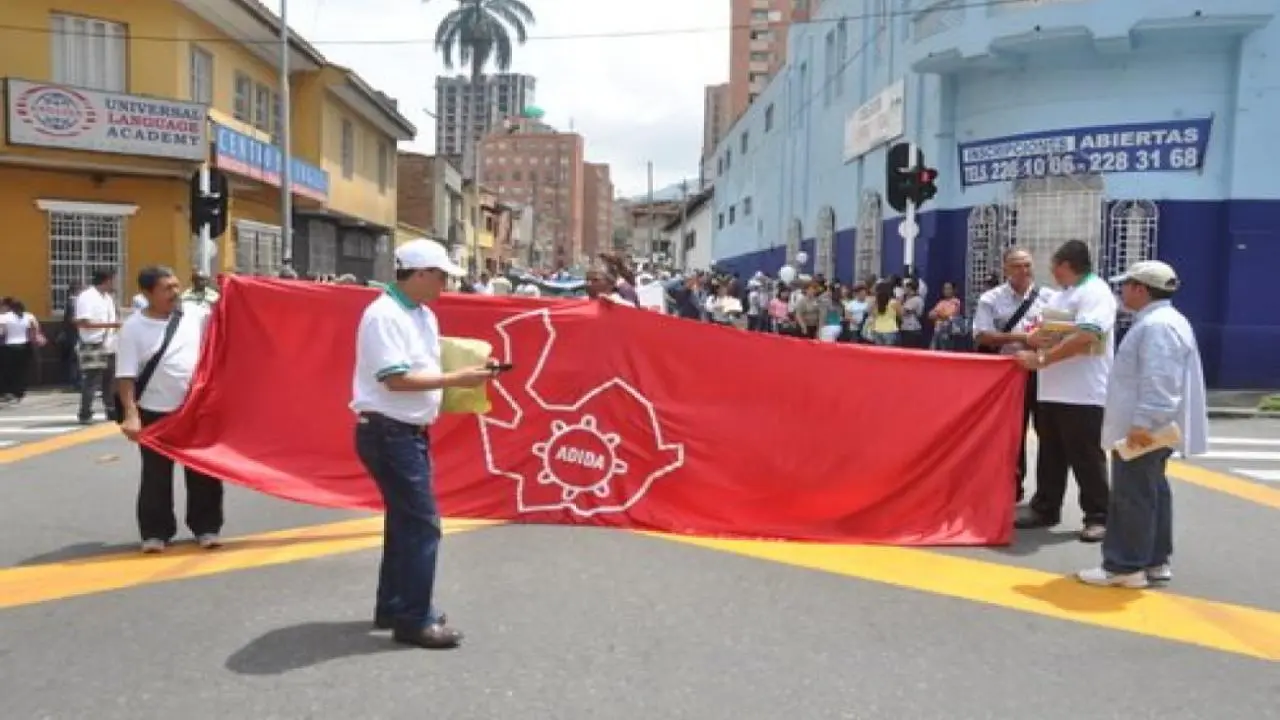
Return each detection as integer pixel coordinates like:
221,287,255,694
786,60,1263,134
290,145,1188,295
957,118,1212,187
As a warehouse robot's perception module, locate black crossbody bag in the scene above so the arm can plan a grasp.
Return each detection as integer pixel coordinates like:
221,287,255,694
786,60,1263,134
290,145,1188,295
114,312,183,424
977,285,1038,354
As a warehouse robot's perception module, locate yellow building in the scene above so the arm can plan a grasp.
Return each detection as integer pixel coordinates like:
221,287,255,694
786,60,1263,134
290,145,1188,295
394,221,428,249
0,0,415,322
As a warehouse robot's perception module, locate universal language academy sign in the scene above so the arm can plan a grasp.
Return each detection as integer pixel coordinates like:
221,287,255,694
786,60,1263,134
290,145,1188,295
956,118,1213,187
5,79,207,161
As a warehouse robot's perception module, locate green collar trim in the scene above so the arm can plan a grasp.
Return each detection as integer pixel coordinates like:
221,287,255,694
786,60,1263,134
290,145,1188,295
1074,272,1096,288
384,283,416,310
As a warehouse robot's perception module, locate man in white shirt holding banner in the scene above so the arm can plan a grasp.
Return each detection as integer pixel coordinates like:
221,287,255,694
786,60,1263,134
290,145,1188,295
351,239,498,650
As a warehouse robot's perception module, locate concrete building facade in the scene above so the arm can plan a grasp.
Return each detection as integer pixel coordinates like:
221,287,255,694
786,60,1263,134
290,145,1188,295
700,83,730,183
728,0,811,119
434,73,536,162
479,126,586,268
709,0,1278,388
396,152,465,251
583,162,615,260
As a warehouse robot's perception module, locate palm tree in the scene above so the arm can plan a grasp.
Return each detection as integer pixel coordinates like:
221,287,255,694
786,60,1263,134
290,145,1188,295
430,0,537,82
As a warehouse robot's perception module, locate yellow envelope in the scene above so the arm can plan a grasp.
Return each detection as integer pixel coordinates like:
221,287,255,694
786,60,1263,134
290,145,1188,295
439,337,493,415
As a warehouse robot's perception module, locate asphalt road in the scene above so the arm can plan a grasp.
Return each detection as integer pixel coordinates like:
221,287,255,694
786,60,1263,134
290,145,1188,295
1,417,1278,720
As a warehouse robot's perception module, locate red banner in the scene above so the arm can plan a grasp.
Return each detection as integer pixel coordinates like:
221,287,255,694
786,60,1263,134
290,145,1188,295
143,277,1024,545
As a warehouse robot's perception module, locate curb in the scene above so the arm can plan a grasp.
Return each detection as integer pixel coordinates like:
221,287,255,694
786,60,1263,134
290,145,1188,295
1209,408,1280,419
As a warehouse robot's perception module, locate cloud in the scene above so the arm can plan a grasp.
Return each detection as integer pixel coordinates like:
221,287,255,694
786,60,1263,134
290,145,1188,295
261,0,728,195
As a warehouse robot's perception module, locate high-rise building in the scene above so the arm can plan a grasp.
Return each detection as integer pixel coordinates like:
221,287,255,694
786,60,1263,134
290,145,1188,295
479,120,586,269
700,83,731,185
728,0,809,119
435,73,536,173
582,162,615,259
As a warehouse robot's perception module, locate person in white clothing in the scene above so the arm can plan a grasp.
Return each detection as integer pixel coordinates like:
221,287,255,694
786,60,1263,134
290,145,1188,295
1077,261,1208,588
74,269,123,423
116,266,222,554
0,297,43,402
1015,240,1116,542
352,239,497,650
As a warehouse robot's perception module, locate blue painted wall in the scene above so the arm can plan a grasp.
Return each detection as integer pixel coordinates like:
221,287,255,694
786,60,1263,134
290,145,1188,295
708,0,1279,388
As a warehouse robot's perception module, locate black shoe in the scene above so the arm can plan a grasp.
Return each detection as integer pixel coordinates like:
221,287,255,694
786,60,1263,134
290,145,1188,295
374,612,445,630
1013,506,1059,530
392,622,463,649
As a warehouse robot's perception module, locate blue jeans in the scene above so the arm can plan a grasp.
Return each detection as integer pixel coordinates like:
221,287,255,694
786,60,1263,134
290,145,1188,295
1102,448,1173,574
354,413,443,631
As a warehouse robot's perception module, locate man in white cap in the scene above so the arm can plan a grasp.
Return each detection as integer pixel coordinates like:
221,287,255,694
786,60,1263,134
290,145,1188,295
351,238,498,648
1077,260,1207,588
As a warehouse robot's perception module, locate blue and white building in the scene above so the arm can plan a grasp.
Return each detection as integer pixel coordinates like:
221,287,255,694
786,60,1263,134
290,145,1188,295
709,0,1278,388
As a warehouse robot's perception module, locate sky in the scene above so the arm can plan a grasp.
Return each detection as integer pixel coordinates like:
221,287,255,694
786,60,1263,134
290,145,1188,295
261,0,730,196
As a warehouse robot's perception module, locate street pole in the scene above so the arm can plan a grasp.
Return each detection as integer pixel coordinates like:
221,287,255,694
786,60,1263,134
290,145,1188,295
899,140,919,279
279,0,293,267
197,162,212,276
472,137,482,277
646,161,655,263
678,178,688,271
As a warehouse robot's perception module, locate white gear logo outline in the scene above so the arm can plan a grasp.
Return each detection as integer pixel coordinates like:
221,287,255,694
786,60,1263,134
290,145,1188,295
477,307,685,517
531,415,628,502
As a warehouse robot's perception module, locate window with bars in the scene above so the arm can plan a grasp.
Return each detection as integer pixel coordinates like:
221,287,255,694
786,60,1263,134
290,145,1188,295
47,211,128,313
307,220,338,276
233,223,283,276
50,14,127,92
189,46,213,104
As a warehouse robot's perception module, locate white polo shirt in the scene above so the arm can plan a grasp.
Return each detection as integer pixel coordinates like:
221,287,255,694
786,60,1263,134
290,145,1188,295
74,286,118,349
115,307,210,413
350,285,443,426
1037,273,1117,407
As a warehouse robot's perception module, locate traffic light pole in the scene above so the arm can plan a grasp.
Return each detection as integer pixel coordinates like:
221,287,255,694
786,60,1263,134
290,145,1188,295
898,140,919,279
197,163,212,276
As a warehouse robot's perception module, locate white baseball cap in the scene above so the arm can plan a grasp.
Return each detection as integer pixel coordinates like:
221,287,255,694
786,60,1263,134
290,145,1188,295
395,239,465,277
1109,260,1179,292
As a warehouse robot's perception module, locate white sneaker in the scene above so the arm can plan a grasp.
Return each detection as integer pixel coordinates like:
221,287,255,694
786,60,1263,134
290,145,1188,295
1146,564,1172,583
1076,567,1149,589
140,538,166,554
196,533,222,549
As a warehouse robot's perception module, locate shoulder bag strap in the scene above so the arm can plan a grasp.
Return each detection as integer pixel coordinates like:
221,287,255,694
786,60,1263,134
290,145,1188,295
1000,285,1039,334
135,312,183,399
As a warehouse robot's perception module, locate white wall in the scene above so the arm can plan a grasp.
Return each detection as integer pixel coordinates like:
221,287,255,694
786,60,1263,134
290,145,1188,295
663,201,714,271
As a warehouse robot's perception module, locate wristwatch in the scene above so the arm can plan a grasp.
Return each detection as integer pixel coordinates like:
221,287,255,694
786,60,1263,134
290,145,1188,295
1036,350,1049,368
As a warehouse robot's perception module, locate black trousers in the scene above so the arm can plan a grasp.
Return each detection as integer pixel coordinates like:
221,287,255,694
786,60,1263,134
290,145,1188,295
137,409,224,541
1015,371,1039,501
0,344,32,398
1030,401,1110,525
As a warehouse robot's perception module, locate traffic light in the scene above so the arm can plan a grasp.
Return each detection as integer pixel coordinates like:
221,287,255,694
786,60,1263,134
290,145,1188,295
189,168,229,239
885,142,939,212
913,166,938,206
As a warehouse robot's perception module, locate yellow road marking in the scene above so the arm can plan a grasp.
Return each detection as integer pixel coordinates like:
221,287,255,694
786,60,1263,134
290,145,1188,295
0,424,118,465
0,517,501,610
648,532,1280,662
1169,461,1280,510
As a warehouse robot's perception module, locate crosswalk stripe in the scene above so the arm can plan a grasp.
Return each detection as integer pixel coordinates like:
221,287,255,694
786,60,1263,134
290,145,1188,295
1200,450,1280,462
1234,468,1280,483
0,440,15,449
1210,438,1280,447
0,414,103,424
0,427,80,435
